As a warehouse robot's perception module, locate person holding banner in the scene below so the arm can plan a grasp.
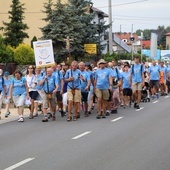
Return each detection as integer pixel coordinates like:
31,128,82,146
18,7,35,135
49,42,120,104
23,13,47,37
52,63,64,117
39,68,58,122
64,61,81,122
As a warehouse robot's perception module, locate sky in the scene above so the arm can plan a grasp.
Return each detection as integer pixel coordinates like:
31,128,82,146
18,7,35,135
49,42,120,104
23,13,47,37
91,0,170,33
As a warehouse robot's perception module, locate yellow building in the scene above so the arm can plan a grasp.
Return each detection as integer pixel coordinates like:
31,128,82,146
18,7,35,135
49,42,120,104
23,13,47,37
0,0,68,44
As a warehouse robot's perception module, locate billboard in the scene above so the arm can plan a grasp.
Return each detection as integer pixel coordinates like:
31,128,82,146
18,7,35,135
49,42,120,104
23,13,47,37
33,40,55,68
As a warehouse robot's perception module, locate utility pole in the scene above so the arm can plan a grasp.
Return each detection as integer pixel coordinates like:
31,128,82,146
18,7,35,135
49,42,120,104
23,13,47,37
108,0,113,55
130,24,134,61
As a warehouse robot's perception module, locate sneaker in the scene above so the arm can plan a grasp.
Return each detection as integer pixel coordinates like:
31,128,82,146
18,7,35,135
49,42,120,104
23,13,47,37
88,111,92,115
52,115,56,121
18,117,24,122
112,109,118,114
96,115,101,119
33,113,38,117
106,111,110,116
60,110,64,117
29,114,34,119
136,104,140,109
5,111,11,118
42,117,48,122
156,93,159,99
134,102,137,108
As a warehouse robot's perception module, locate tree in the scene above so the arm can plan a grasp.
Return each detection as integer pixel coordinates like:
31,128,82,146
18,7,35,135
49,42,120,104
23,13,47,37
31,36,38,48
14,44,34,64
1,0,29,47
0,35,14,63
41,0,86,62
68,0,109,57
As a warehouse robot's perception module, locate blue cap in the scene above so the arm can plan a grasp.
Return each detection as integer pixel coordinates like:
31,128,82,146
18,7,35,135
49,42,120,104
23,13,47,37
4,71,9,76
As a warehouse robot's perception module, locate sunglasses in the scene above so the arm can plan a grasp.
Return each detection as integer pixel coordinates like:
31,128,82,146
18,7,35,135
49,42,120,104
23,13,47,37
28,68,33,69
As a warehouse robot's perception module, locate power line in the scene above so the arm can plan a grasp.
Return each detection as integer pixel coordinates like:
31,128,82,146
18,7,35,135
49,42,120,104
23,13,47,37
95,0,148,8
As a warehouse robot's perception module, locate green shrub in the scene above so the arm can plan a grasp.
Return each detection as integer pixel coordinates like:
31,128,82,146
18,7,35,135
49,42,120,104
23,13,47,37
14,44,35,65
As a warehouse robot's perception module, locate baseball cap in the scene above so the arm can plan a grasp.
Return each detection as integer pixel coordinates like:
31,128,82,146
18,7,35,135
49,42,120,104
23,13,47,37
98,59,107,65
4,71,10,76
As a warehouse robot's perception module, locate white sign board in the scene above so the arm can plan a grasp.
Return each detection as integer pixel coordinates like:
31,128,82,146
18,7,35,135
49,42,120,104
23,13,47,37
33,40,55,68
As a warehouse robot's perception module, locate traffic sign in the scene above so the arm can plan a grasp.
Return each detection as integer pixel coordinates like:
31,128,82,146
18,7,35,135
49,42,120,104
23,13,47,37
84,44,97,54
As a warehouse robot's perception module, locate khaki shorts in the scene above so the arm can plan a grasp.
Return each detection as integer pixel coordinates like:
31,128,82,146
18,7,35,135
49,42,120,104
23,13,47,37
95,89,109,101
67,89,81,102
132,82,142,92
42,93,56,112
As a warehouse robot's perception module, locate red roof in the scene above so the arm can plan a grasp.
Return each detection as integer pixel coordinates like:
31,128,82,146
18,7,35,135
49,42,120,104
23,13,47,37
166,33,170,36
142,40,150,48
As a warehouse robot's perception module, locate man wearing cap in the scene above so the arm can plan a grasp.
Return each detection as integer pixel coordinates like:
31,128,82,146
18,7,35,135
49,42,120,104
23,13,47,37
130,56,145,109
0,69,7,119
94,59,113,119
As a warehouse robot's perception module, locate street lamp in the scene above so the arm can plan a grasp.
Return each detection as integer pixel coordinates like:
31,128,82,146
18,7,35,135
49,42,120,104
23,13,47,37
108,0,113,55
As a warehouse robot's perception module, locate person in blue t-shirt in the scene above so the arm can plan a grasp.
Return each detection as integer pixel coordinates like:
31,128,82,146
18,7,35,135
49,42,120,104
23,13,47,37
121,64,132,108
130,56,145,109
79,62,91,117
39,67,59,122
0,69,7,120
148,60,160,99
94,59,113,119
10,70,29,122
64,61,82,121
52,63,64,117
2,71,12,118
166,63,170,93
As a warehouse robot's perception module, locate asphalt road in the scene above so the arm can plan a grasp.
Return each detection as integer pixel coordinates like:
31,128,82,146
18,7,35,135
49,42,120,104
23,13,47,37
1,96,170,170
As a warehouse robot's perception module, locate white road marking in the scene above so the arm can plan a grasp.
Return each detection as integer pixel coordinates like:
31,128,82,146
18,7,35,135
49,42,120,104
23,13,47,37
111,117,123,122
152,100,159,104
165,96,169,98
135,107,144,111
72,131,91,140
4,158,35,170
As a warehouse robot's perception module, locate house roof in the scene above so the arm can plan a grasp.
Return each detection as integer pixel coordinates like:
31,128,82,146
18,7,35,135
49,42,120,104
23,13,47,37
114,33,139,42
142,40,151,48
165,33,170,36
91,7,109,17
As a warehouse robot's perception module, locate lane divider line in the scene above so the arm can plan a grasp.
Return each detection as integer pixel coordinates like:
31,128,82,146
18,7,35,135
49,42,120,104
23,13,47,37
111,117,123,122
136,107,144,111
152,100,159,104
72,131,91,140
165,96,169,98
4,158,35,170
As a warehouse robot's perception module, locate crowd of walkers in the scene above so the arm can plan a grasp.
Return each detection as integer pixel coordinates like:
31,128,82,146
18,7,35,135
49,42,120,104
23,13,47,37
0,56,170,122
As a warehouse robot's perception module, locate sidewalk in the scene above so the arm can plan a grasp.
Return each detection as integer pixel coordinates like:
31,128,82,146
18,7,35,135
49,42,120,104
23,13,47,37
0,108,30,125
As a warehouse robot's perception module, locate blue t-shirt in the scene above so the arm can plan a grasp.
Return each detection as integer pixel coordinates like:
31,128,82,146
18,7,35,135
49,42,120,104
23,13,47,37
121,71,131,89
52,70,63,91
36,74,44,90
166,66,170,77
0,77,5,91
130,64,144,83
64,69,81,89
42,75,58,93
3,79,11,95
12,77,27,96
95,68,112,90
79,70,90,92
148,65,160,80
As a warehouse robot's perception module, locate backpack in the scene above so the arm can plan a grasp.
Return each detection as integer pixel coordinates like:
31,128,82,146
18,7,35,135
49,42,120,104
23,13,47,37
132,64,143,75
